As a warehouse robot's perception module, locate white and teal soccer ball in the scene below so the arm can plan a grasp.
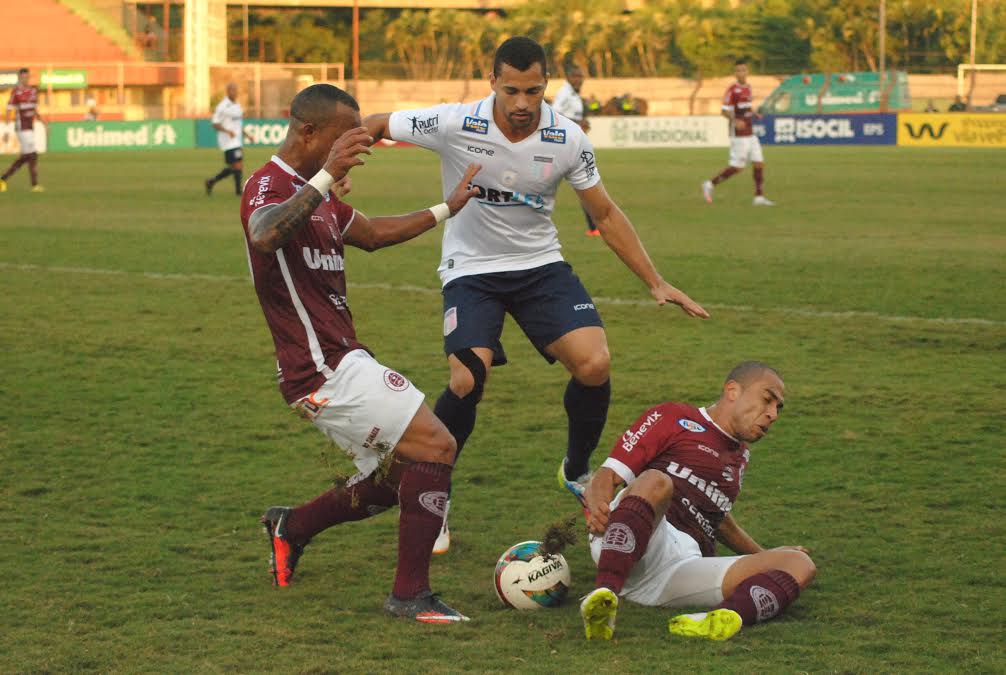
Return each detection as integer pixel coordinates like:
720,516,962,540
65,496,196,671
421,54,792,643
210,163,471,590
493,540,571,610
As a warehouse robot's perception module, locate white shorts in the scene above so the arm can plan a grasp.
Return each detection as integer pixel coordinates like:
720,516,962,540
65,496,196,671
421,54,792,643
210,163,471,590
729,135,763,168
590,489,744,608
17,130,36,154
292,349,425,478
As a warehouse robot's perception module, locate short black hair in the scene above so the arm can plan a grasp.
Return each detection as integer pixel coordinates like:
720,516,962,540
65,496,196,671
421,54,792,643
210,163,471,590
18,67,28,75
493,36,548,77
290,84,359,126
734,58,748,66
725,361,780,386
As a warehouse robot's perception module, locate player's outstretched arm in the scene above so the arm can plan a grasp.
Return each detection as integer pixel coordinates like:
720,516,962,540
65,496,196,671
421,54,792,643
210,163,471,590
344,163,482,252
248,127,372,253
575,183,709,319
584,467,623,535
715,514,765,555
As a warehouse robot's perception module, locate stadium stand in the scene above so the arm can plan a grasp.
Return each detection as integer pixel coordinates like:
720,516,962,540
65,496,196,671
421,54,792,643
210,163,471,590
0,0,132,62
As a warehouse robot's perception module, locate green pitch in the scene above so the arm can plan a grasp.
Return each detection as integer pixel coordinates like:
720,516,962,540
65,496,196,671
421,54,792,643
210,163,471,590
1,146,1003,672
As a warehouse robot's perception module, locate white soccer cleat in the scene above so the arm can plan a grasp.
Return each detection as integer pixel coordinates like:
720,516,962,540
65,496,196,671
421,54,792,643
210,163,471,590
701,180,714,204
432,498,451,554
580,587,619,640
752,195,775,206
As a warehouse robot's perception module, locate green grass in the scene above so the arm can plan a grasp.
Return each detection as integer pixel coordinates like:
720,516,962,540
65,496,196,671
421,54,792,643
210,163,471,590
1,146,1003,673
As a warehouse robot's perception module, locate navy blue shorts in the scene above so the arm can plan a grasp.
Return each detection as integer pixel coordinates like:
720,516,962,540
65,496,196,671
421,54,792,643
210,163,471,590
224,147,244,164
441,261,604,365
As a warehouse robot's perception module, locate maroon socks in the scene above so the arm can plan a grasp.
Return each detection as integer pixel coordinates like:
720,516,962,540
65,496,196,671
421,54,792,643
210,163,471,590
285,473,398,543
392,461,452,599
753,166,764,196
712,166,741,185
594,495,656,594
716,570,800,625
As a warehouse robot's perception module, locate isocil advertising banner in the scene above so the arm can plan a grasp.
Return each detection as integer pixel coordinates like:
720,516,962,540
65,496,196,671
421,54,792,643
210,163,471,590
755,113,897,145
197,118,290,148
47,120,195,152
897,113,1006,147
589,116,729,149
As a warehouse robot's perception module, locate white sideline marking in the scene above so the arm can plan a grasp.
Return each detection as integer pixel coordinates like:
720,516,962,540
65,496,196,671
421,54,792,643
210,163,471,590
2,261,1002,328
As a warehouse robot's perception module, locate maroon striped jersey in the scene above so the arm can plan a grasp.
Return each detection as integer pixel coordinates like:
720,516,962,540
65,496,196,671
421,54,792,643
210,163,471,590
722,82,754,137
601,402,750,556
240,155,369,404
7,84,38,131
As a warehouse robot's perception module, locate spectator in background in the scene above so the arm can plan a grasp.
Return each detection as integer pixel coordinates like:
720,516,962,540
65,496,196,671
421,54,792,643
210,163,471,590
84,98,99,121
948,95,967,112
552,65,599,237
924,99,938,113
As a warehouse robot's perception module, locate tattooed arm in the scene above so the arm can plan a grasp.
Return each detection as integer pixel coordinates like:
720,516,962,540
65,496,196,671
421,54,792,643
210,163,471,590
248,127,372,254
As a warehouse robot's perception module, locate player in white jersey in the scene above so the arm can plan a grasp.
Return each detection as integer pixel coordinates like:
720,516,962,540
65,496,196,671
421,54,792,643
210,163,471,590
205,83,250,196
551,65,599,235
365,37,709,553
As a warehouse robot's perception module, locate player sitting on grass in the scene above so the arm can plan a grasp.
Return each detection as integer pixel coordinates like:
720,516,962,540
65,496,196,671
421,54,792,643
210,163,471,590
577,361,815,640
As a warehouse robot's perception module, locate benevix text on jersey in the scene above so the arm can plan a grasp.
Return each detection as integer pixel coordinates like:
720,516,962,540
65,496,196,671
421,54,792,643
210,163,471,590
665,461,733,512
621,411,662,452
467,182,544,209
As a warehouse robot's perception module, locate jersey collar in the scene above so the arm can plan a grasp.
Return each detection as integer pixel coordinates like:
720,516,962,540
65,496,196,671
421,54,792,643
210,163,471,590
475,93,558,132
699,406,740,444
271,155,305,181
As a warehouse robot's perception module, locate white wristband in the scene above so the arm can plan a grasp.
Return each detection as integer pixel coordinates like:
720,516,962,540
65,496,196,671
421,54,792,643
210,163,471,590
308,169,335,195
428,202,451,224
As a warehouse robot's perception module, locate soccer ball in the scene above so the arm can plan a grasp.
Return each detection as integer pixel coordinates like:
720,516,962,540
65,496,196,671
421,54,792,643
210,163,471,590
493,540,571,610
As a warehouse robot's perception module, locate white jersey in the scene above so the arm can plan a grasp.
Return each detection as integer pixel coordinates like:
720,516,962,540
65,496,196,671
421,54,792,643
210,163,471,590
552,81,584,122
212,96,243,151
388,94,601,285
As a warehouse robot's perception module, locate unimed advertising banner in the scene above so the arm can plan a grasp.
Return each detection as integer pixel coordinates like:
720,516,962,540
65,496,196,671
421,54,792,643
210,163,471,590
48,120,195,152
755,113,897,145
589,116,729,149
898,113,1006,147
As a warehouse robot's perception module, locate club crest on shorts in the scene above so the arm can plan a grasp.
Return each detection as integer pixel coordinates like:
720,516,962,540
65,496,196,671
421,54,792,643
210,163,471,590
600,522,636,553
677,418,706,433
419,491,448,518
383,369,410,391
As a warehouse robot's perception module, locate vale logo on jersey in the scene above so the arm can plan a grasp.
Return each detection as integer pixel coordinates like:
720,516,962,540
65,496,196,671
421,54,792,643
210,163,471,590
677,418,706,433
540,128,566,144
462,116,489,135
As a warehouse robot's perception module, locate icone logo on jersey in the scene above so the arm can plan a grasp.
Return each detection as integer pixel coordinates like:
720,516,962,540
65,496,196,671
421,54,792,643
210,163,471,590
466,144,494,156
540,128,566,144
621,411,662,452
468,182,544,209
678,418,706,433
462,116,489,134
303,247,344,271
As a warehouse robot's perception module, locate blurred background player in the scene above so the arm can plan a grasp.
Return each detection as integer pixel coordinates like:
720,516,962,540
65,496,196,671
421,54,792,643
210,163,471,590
243,83,481,623
578,361,815,641
1,68,44,193
552,65,599,236
205,83,249,196
365,36,709,555
702,59,773,206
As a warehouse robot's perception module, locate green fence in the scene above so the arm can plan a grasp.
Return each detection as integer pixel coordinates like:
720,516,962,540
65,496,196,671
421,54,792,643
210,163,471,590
48,120,196,152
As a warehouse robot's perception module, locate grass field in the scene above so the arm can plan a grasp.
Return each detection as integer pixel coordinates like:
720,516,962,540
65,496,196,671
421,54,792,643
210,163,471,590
2,145,1004,673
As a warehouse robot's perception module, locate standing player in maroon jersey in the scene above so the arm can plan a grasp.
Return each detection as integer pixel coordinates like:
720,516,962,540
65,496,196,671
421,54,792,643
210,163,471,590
578,361,815,640
1,68,44,193
702,59,773,206
242,83,482,623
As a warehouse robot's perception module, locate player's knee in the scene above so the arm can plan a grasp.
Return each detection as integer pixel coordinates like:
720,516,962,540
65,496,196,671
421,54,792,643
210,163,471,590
448,349,488,401
628,469,674,511
783,550,816,588
430,427,458,465
571,349,610,386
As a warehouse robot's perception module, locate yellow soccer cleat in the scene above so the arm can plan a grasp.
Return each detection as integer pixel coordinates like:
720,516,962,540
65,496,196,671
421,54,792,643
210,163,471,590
668,609,743,641
580,587,619,640
0,178,8,192
31,185,45,192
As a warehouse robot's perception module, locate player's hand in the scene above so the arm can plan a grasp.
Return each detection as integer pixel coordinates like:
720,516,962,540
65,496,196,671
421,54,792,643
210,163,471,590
322,126,373,181
445,163,482,216
650,281,710,318
583,482,611,536
333,176,352,200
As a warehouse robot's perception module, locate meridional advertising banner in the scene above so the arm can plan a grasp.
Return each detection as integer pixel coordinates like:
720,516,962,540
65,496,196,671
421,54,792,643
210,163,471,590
589,116,729,149
755,113,897,145
47,120,195,152
897,113,1006,147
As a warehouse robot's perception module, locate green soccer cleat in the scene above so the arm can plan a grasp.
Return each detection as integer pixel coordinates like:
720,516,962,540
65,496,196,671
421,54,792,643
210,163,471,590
668,609,743,641
580,587,619,640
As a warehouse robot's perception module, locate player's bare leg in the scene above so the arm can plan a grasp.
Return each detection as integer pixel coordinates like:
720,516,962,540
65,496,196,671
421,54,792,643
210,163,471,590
583,470,671,640
547,326,611,496
751,161,774,206
381,405,469,622
430,346,494,553
704,165,742,203
669,547,814,640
